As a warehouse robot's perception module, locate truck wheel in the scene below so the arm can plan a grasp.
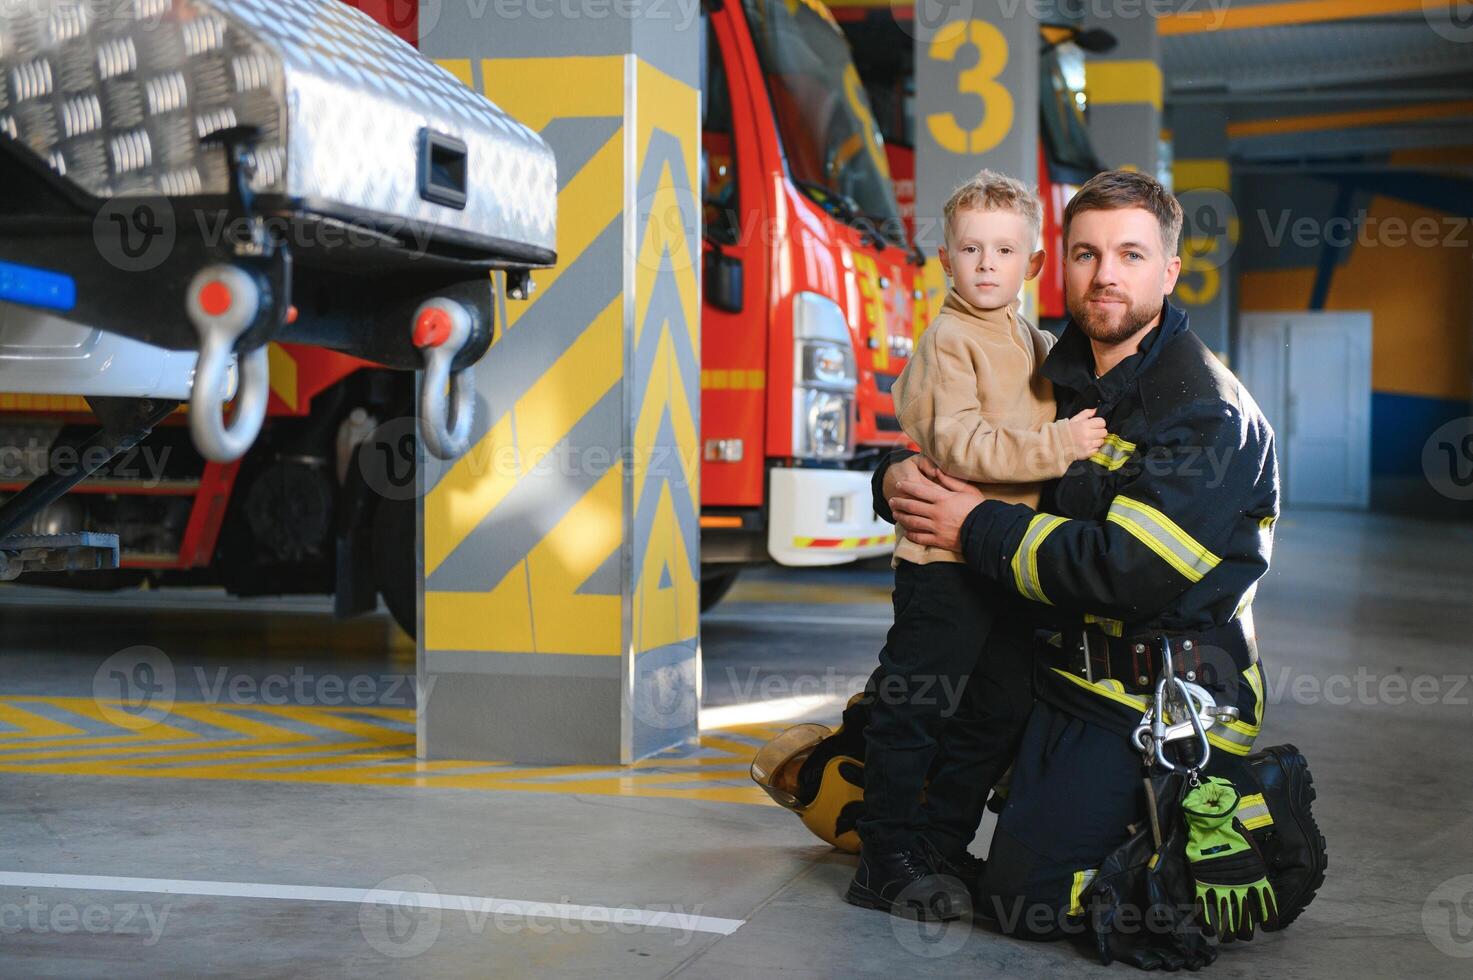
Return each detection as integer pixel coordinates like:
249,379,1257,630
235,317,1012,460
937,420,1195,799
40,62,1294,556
372,494,417,640
700,568,740,612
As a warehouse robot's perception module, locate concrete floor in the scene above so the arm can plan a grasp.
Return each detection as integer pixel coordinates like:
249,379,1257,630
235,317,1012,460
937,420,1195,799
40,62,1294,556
0,509,1470,977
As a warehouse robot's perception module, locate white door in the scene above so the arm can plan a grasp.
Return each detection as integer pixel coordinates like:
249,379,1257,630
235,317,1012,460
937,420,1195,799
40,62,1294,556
1239,312,1372,509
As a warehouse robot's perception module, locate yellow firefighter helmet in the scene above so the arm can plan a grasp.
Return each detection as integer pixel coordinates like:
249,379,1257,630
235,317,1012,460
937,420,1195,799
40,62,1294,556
750,695,869,852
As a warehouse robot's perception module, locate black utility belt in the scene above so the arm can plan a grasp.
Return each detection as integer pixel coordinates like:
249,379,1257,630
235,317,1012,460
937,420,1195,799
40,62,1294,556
1058,618,1258,699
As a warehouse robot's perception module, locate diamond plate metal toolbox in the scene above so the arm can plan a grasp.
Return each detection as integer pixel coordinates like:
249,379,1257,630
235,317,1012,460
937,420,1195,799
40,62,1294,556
0,0,557,262
0,1,558,463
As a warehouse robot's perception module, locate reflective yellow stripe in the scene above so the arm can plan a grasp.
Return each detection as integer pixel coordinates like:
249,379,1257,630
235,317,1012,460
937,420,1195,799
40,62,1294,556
1068,869,1098,916
1088,433,1137,471
1010,513,1068,604
1234,584,1257,621
1084,613,1124,637
1051,668,1149,713
1237,792,1274,831
1207,727,1256,755
1242,662,1265,729
1259,514,1277,530
1106,496,1221,583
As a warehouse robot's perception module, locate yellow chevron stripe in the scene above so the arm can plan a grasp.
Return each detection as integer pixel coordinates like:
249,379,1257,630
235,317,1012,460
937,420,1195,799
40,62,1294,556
424,295,622,578
632,58,701,654
481,56,626,332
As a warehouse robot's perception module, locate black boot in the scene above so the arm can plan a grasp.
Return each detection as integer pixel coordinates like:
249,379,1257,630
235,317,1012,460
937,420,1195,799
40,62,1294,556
845,847,972,921
1245,743,1328,930
918,836,986,907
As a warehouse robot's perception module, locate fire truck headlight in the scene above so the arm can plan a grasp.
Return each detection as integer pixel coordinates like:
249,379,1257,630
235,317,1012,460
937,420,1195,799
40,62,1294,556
791,292,856,461
797,389,853,460
803,342,854,387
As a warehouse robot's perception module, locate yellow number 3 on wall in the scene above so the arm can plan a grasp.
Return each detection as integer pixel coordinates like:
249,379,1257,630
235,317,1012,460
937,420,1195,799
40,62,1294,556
926,20,1014,155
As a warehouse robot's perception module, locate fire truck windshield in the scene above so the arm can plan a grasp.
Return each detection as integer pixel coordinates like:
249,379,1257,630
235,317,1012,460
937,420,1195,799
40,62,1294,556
742,0,904,240
1041,43,1100,180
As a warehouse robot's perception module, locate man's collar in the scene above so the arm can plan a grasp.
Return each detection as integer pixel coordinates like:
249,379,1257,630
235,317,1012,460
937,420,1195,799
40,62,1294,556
1043,298,1190,400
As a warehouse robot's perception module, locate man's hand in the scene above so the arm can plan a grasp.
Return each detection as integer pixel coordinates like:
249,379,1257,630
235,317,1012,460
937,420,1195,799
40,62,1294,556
889,469,985,552
881,454,944,503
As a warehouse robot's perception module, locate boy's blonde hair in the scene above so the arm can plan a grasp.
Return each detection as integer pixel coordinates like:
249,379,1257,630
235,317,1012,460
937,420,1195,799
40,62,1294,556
943,170,1043,248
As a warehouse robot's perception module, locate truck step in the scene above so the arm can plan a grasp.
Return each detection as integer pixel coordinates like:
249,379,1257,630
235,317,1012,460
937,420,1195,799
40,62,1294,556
0,532,120,581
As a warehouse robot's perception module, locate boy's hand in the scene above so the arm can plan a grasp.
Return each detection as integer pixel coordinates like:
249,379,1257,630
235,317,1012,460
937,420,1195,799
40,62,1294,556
1068,408,1109,459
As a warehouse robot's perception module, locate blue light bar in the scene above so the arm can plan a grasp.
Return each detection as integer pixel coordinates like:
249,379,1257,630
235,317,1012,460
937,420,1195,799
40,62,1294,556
0,260,78,313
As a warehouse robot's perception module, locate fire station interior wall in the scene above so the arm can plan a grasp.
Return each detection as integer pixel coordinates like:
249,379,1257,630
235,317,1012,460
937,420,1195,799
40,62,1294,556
416,3,702,764
1082,11,1160,178
1234,152,1473,519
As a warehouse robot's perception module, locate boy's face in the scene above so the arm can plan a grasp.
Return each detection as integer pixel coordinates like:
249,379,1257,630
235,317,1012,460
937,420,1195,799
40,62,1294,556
938,207,1045,312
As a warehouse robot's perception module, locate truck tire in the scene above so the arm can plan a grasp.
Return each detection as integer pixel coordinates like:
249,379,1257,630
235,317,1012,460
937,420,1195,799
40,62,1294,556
700,568,741,612
372,494,417,640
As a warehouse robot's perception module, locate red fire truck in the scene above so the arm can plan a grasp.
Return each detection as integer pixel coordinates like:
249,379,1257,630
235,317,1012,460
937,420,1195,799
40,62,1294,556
0,0,920,632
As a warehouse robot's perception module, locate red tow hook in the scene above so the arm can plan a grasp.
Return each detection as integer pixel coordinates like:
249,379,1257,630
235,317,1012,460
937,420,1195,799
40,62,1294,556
413,306,453,349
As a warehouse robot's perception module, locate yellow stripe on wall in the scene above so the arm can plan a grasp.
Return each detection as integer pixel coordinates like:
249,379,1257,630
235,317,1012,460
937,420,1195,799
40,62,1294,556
1160,0,1456,35
1174,158,1230,193
1228,100,1473,140
1084,61,1163,111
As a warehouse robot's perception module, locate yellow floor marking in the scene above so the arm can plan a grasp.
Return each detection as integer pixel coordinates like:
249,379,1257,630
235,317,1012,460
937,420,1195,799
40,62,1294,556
0,731,230,751
46,699,201,741
0,697,790,807
253,704,416,741
0,702,87,738
164,704,318,741
0,737,410,775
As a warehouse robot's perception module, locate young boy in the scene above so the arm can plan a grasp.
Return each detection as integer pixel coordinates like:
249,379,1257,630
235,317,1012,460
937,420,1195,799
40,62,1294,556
846,171,1107,920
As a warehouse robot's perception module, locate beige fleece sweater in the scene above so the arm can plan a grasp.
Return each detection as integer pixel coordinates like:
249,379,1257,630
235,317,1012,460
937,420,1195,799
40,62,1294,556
891,288,1079,565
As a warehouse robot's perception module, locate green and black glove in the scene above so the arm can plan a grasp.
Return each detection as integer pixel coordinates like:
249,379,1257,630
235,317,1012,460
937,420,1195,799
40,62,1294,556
1182,776,1278,940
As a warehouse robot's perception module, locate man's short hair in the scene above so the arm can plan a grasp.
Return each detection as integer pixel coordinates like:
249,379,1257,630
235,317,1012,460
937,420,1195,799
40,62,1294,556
1063,169,1184,257
943,170,1043,248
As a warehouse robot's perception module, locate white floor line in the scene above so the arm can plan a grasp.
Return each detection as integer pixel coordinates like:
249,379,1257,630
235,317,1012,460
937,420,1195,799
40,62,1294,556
700,692,849,730
0,872,744,937
701,612,889,628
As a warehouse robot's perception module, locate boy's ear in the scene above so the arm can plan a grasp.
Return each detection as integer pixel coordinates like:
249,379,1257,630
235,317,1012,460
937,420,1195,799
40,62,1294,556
937,246,952,278
1024,248,1046,282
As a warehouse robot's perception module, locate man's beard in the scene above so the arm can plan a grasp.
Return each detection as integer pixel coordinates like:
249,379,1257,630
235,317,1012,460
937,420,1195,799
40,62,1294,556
1071,289,1161,344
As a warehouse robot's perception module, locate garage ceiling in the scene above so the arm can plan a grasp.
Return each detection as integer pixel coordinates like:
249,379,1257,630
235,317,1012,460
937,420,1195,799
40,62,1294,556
1159,2,1473,167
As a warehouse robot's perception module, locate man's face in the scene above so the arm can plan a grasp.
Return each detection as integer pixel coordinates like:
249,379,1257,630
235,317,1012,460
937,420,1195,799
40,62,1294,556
1064,207,1182,343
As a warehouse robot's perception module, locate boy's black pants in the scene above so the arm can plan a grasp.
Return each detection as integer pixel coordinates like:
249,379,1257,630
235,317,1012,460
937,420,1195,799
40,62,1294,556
857,559,1034,856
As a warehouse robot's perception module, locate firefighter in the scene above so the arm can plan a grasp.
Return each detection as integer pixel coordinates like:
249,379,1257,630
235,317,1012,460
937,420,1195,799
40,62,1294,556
873,170,1326,967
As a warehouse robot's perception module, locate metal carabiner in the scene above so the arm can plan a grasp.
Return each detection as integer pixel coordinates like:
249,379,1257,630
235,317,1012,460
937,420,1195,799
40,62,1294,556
1134,637,1214,774
185,265,270,463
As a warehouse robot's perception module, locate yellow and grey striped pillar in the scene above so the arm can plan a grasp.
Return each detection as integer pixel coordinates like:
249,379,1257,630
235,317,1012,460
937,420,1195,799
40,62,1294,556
1082,13,1162,177
914,4,1039,313
1169,107,1234,359
417,4,700,764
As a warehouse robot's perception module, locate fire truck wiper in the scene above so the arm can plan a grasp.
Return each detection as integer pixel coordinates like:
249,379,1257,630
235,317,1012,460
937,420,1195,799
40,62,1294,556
792,180,904,251
792,179,861,223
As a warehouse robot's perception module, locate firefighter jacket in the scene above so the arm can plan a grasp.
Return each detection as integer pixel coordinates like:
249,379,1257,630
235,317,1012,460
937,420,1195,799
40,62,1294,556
873,299,1281,758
